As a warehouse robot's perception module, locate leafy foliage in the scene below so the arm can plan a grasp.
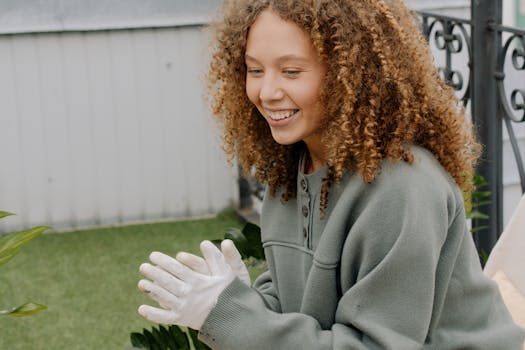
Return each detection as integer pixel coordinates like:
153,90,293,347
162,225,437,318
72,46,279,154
212,222,264,260
463,174,492,264
464,174,491,234
130,325,210,350
0,211,49,317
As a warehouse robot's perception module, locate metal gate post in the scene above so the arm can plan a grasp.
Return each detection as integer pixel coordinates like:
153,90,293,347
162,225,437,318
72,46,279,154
470,0,503,256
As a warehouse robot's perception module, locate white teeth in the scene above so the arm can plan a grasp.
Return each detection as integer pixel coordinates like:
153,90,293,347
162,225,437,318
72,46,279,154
268,110,297,121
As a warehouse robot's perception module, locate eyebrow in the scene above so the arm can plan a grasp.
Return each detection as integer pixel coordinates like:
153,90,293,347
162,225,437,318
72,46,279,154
245,54,310,64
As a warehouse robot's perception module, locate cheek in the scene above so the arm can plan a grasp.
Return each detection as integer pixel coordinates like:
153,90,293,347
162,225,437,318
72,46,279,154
245,79,259,105
293,73,323,103
294,85,322,110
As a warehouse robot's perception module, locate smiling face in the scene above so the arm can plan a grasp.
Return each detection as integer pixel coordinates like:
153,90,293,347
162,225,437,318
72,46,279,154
245,9,327,152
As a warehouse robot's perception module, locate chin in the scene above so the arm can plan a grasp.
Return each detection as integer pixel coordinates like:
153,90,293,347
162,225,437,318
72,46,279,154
270,134,299,146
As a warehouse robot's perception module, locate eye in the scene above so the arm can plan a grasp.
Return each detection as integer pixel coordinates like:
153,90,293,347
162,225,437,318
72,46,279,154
283,70,301,77
246,68,264,76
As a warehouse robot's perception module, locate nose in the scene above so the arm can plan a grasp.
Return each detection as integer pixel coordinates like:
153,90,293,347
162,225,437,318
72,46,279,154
259,74,284,102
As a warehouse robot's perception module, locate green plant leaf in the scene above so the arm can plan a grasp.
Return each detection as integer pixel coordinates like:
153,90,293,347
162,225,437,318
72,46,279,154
471,191,491,199
131,325,193,350
151,327,166,349
473,174,488,187
157,325,175,350
130,332,149,348
468,211,489,220
0,226,50,267
0,302,47,317
480,250,489,265
0,211,15,219
471,200,491,207
470,226,490,233
157,325,173,349
242,223,264,260
142,329,159,349
188,328,212,350
170,325,190,349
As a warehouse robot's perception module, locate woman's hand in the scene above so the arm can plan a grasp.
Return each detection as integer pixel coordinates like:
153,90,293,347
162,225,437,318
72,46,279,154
137,240,237,330
176,239,251,286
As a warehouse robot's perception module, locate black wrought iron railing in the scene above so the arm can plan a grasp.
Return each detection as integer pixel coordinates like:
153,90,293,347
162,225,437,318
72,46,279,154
418,1,525,256
420,12,472,107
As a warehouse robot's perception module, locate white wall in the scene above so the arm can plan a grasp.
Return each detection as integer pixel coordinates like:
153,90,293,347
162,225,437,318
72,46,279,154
406,0,470,17
0,0,221,34
0,26,238,233
501,0,525,225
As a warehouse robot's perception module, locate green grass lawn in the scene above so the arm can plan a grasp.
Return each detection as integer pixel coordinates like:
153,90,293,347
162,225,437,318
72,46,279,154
0,211,261,350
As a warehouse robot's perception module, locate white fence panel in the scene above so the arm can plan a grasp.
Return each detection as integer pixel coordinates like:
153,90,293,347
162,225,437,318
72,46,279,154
0,26,238,233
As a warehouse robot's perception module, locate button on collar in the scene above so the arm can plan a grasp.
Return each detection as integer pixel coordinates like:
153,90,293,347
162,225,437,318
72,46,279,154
300,178,308,192
302,205,309,217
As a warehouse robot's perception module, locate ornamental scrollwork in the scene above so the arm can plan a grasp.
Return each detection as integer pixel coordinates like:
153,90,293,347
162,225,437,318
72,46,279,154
419,12,472,106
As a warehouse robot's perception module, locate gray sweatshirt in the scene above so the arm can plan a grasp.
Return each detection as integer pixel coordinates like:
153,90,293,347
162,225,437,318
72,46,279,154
199,146,525,349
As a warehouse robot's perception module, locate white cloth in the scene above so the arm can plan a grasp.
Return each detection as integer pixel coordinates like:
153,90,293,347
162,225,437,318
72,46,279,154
484,193,525,295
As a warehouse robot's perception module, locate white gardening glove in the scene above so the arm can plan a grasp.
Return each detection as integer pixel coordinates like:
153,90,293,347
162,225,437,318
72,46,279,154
221,239,251,285
137,240,236,330
176,239,251,286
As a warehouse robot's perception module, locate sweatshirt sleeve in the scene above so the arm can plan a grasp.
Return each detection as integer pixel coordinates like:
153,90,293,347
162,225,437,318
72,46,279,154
199,277,375,349
251,269,282,312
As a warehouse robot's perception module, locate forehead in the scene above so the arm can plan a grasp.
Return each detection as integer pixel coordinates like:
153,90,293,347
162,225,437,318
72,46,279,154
245,10,316,60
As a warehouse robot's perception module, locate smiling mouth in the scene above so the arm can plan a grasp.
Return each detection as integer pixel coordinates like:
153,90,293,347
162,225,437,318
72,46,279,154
267,109,299,121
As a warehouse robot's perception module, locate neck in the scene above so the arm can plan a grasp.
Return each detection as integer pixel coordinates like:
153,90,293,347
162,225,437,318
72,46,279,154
304,144,326,174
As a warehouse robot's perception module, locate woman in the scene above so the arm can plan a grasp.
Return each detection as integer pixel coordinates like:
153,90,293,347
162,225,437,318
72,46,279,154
137,1,525,348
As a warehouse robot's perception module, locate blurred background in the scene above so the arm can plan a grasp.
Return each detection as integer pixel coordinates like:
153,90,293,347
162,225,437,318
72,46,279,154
0,0,236,233
0,0,523,234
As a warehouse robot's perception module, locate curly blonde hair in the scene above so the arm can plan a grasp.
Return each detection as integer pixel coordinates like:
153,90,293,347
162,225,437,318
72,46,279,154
207,0,481,214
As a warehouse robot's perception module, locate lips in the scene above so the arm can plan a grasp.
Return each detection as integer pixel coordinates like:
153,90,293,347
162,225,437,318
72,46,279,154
266,109,299,121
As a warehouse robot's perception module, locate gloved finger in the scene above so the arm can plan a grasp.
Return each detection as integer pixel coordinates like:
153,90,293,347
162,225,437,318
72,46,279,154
200,240,228,276
138,279,181,310
149,251,196,282
138,304,179,325
176,252,210,275
221,239,243,263
221,239,251,286
139,263,187,296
